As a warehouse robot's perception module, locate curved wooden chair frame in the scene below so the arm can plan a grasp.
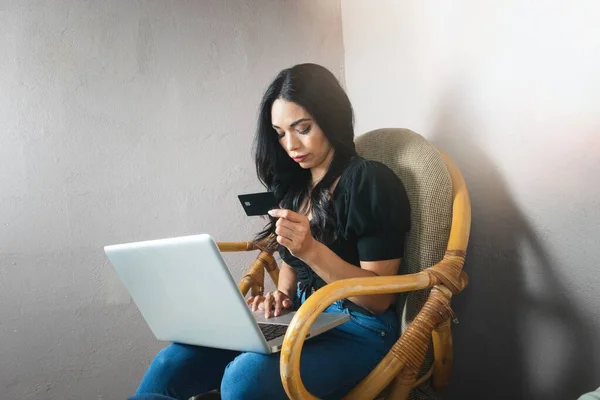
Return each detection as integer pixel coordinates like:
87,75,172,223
216,150,470,400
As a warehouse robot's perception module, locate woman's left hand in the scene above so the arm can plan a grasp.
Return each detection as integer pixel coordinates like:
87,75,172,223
268,209,316,260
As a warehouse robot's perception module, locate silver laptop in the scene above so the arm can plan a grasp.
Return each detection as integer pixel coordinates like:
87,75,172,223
104,234,349,354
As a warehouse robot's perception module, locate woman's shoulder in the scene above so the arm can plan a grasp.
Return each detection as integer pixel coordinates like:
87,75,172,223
338,156,403,195
334,156,411,256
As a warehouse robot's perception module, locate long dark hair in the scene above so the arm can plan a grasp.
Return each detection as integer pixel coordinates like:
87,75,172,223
253,63,357,247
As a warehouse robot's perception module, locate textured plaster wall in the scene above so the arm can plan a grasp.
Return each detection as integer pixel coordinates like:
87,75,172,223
0,1,344,399
341,1,600,399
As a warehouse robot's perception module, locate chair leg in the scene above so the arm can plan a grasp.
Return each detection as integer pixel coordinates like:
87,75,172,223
432,319,453,391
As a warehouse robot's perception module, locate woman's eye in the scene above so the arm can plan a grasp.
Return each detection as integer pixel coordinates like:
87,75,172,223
297,126,311,135
276,131,285,139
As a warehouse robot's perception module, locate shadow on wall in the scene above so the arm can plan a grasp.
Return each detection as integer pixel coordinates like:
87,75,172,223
429,86,597,400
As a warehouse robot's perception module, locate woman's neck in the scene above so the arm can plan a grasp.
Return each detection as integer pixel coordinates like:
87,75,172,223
310,149,335,186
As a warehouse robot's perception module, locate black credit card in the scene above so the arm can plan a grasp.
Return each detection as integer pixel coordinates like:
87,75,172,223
238,192,279,216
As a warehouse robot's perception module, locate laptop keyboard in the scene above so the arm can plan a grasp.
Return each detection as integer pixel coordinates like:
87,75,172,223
258,323,288,341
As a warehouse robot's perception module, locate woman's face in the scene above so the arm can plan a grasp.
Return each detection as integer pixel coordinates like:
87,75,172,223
271,98,333,171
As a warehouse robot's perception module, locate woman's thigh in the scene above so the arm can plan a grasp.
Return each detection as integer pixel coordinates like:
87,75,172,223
221,305,397,400
136,343,239,399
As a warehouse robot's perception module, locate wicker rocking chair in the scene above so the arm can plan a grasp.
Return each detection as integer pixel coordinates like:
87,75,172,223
213,128,471,400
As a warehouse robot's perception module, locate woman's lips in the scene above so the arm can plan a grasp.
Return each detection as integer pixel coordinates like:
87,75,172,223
292,155,308,163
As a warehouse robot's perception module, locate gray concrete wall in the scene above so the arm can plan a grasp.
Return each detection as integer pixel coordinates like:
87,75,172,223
0,1,344,399
341,1,600,399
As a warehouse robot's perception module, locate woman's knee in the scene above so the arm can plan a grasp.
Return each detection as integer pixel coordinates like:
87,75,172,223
220,352,285,400
149,344,192,374
137,343,205,394
138,344,239,398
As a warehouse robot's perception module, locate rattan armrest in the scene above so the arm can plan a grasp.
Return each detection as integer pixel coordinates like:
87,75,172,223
216,241,261,252
216,240,279,297
279,271,435,400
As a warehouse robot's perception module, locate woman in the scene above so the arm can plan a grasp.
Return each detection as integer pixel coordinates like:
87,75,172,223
133,63,411,400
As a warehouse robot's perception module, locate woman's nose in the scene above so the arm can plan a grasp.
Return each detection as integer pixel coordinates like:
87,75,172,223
284,134,300,152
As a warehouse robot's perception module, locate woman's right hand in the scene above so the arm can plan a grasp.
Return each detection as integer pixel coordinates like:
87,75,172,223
247,290,293,318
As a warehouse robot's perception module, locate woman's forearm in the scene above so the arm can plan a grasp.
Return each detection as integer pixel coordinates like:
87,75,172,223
276,262,298,300
302,241,397,314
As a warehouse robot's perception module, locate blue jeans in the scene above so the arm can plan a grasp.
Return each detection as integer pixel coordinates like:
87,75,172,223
134,294,398,400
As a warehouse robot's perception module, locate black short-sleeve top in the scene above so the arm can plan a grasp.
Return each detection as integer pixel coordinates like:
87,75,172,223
278,156,411,298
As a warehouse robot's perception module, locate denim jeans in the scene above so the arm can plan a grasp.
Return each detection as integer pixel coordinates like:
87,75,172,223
134,290,398,400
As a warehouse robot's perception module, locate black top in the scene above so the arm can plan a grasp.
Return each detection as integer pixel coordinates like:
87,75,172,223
279,156,411,302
